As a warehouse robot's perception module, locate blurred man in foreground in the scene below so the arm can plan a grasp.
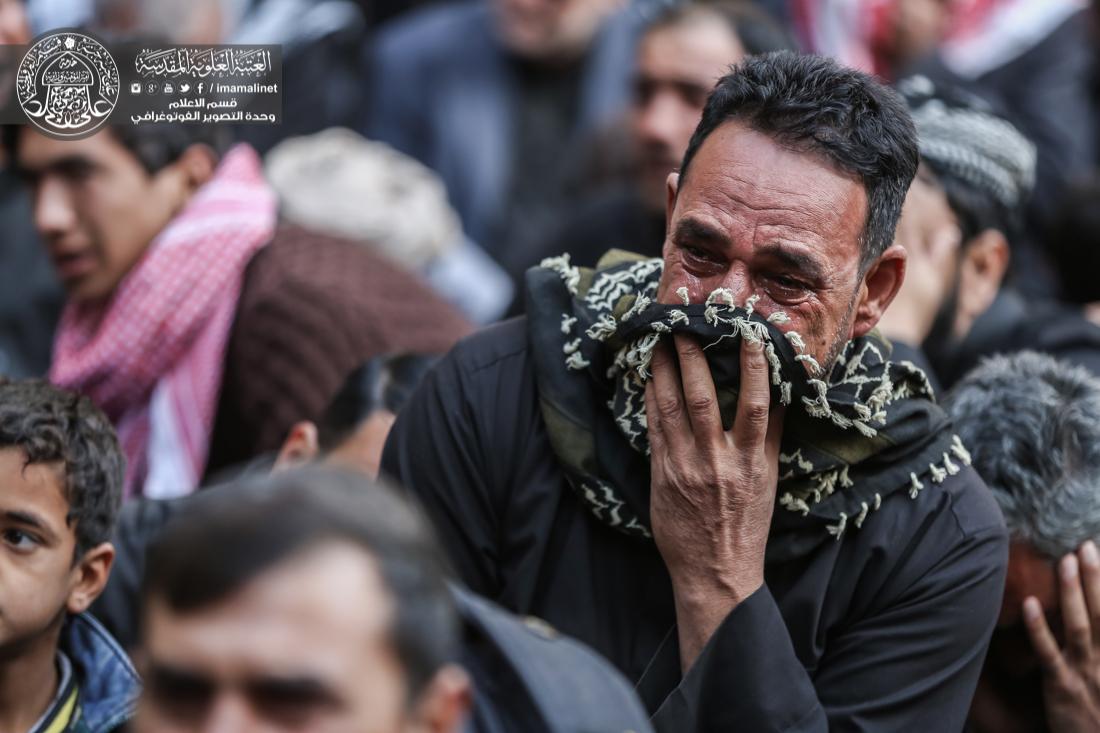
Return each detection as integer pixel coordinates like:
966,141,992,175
133,469,472,733
947,352,1100,733
92,381,655,732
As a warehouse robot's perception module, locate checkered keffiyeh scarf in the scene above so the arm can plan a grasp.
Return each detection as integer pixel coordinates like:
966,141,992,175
50,145,277,498
527,252,973,550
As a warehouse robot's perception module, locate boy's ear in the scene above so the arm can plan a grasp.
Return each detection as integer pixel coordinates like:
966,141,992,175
67,542,115,615
274,420,321,472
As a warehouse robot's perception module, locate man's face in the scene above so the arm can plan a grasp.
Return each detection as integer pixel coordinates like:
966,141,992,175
16,129,188,303
1000,541,1059,629
0,447,80,657
0,0,29,44
985,541,1060,681
136,542,422,733
657,121,870,371
492,0,619,61
632,19,744,213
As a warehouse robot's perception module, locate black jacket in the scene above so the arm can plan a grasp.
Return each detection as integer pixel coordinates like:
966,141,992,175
927,289,1100,390
381,317,1009,732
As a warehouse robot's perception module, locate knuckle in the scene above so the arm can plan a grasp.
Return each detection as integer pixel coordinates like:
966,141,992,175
743,344,767,371
656,397,681,422
743,399,770,425
679,339,703,360
686,393,714,415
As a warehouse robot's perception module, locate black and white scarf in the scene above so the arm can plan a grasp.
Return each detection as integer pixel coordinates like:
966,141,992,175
527,251,972,550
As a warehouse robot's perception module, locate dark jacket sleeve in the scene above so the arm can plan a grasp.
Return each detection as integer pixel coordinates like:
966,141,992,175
651,497,1007,732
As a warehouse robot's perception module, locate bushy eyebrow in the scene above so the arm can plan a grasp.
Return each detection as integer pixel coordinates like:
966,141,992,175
14,154,98,182
672,217,729,247
2,509,58,543
755,243,828,282
673,216,828,282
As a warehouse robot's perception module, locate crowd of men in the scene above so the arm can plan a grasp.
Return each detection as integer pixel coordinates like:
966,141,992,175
2,0,1100,731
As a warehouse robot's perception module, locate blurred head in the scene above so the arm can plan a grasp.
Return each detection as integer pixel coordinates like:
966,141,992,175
657,51,917,373
3,125,227,303
136,468,470,733
92,0,241,44
871,0,953,76
946,353,1100,631
0,379,122,660
0,0,30,44
633,2,794,212
491,0,622,62
276,354,438,478
896,76,1036,346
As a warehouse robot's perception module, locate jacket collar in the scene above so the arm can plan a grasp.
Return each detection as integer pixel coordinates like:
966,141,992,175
59,613,140,733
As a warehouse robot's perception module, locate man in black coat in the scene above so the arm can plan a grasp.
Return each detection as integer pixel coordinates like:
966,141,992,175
383,52,1009,731
877,77,1100,391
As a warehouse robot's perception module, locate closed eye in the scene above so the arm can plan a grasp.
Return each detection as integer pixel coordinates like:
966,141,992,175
676,245,727,279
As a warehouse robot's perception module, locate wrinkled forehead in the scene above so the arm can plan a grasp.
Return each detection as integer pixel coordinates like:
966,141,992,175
675,121,868,251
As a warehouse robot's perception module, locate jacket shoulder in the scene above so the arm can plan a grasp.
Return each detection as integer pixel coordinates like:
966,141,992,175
448,316,531,376
63,614,139,733
453,586,654,732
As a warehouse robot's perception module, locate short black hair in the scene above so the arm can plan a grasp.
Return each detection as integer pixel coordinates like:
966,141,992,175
0,378,124,556
645,1,796,56
142,468,458,700
679,51,919,268
316,354,438,452
1,120,230,176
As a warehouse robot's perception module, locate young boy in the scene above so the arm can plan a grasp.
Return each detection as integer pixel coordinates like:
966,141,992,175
0,378,137,733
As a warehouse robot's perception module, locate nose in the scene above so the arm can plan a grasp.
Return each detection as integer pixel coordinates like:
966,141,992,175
634,90,684,151
718,263,754,305
32,176,77,240
201,693,258,733
673,261,754,306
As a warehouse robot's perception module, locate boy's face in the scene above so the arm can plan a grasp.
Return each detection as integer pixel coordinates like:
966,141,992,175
15,129,191,304
0,447,106,655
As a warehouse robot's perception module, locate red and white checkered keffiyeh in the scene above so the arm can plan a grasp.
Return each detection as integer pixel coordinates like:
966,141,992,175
50,144,277,498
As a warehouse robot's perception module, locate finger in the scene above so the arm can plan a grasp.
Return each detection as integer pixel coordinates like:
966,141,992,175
673,334,722,439
732,336,772,453
1078,541,1100,646
1060,553,1093,663
764,404,786,466
1024,596,1066,677
644,380,664,454
648,341,689,451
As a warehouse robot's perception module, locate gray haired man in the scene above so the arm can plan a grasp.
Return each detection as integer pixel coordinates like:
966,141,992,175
947,352,1100,733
